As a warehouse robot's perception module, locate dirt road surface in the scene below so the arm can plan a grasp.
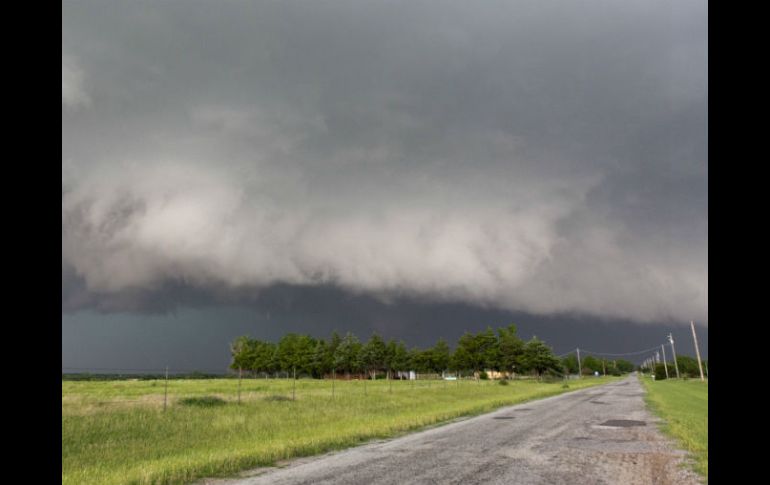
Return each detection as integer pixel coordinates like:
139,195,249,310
206,375,701,485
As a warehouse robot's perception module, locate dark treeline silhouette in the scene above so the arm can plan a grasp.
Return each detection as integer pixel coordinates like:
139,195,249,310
229,325,620,380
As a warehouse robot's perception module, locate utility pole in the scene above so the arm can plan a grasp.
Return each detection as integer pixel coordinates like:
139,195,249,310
576,348,582,378
661,344,669,379
668,334,680,378
690,321,705,382
602,359,606,376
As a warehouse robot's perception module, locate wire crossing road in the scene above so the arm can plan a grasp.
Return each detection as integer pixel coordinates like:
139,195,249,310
211,376,700,485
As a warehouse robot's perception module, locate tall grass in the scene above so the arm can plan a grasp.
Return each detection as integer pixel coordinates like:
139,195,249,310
63,376,617,485
640,377,708,481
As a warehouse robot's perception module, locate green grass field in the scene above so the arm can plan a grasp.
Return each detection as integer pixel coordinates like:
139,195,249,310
640,376,708,481
63,376,618,485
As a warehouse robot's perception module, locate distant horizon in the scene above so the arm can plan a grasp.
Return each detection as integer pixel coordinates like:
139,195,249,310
62,300,707,372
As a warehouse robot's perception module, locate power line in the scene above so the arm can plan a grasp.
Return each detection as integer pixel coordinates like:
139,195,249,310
557,341,670,360
577,344,665,357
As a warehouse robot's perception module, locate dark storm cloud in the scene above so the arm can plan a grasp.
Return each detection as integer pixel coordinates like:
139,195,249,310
62,1,707,324
61,295,708,372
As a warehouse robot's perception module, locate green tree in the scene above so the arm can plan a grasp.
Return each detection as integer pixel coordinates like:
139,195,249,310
521,337,561,378
675,355,702,378
384,339,397,378
497,325,524,378
453,332,477,373
275,333,299,373
431,338,451,374
391,340,410,377
296,334,317,375
326,331,342,373
409,347,429,373
275,333,316,377
581,355,602,374
453,328,498,378
311,339,332,378
229,336,253,371
562,354,579,374
361,333,387,379
476,327,499,371
252,340,277,376
333,332,362,377
615,359,634,373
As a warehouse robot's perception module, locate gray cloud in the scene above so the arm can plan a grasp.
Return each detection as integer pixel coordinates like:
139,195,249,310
62,0,707,324
62,55,90,109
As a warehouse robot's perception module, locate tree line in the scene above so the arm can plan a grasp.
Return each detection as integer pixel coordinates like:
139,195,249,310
230,325,633,380
644,355,709,380
561,354,635,377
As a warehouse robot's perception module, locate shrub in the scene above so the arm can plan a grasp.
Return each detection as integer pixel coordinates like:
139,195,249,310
264,395,293,402
498,379,509,386
178,396,227,407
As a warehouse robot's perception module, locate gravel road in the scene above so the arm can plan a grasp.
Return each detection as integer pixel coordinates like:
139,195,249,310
206,375,701,485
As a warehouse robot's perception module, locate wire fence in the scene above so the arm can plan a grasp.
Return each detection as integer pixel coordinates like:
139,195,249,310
64,328,706,411
62,366,579,410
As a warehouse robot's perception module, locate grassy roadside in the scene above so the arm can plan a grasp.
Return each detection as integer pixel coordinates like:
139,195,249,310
63,376,618,485
640,376,708,482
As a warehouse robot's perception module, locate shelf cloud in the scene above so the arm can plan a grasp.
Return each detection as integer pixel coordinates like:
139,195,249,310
62,56,90,109
62,0,707,324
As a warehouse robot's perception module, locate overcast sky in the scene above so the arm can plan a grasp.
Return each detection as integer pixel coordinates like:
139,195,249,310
62,0,707,369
